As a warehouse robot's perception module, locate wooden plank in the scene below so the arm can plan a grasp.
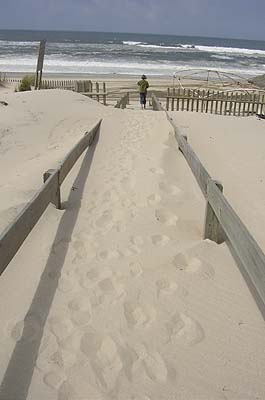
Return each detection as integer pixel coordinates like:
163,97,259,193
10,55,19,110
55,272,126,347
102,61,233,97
204,181,225,244
181,90,185,111
0,170,59,275
207,179,265,309
191,90,195,112
176,88,180,111
171,89,175,111
103,82,107,105
169,119,211,196
59,119,102,185
260,95,265,114
233,93,237,116
166,88,170,111
214,96,218,114
210,91,214,114
242,97,246,116
187,89,190,111
96,82,100,102
219,92,224,115
196,91,200,112
151,94,164,111
201,90,205,113
205,91,209,113
247,95,252,116
229,93,233,116
257,94,261,114
237,94,241,115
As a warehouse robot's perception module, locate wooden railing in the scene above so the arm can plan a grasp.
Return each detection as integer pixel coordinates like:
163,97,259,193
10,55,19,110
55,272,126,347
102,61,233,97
152,93,265,314
114,92,130,109
166,88,265,116
0,119,102,276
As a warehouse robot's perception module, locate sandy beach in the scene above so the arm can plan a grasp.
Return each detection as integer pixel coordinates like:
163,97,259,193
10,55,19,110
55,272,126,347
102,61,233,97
0,83,265,400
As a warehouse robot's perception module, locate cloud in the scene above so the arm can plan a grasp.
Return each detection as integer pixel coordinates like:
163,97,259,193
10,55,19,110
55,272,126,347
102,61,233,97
0,0,264,39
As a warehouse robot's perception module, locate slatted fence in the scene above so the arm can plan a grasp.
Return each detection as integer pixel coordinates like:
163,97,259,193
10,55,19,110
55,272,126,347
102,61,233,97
166,88,265,116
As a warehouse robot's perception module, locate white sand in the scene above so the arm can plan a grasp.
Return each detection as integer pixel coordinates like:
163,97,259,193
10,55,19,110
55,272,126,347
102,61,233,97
0,89,265,400
172,111,265,251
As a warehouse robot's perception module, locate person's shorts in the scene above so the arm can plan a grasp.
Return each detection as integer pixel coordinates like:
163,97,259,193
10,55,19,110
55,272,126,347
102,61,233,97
140,92,147,104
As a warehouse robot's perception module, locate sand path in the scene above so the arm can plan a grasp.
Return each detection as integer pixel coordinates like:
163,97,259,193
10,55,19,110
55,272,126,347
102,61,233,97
0,92,265,399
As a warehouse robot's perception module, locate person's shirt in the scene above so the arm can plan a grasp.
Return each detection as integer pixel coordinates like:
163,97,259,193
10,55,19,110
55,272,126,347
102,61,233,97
137,79,149,93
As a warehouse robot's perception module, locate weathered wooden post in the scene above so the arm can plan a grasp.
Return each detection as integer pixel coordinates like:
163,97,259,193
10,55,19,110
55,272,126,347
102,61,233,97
96,82,100,102
35,39,46,90
204,180,225,244
166,88,170,111
103,82,107,105
43,169,61,209
84,80,90,93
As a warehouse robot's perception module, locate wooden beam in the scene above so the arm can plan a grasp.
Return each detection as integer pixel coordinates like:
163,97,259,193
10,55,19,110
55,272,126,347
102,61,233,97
204,180,225,244
59,119,101,185
207,179,265,310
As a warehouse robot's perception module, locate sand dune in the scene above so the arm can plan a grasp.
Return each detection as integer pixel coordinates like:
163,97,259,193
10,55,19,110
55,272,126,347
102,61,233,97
0,90,264,400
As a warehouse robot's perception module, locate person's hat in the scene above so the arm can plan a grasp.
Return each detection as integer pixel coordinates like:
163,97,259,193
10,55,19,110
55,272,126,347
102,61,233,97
141,74,147,79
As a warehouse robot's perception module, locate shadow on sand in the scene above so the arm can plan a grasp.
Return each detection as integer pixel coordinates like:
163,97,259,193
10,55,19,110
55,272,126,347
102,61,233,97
0,130,100,400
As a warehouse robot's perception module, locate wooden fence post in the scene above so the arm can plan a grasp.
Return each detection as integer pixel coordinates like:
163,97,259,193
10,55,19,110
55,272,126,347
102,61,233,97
43,169,61,209
96,82,100,102
204,180,225,244
103,82,107,105
166,88,170,111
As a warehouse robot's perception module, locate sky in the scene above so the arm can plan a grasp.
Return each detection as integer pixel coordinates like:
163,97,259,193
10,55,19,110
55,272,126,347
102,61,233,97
1,0,265,40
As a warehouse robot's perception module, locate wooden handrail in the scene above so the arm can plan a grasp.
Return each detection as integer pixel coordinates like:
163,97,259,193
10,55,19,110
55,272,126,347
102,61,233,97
151,93,265,314
0,119,102,276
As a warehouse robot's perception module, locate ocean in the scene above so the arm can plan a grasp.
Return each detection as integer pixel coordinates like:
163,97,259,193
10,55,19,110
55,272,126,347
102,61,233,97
1,30,265,77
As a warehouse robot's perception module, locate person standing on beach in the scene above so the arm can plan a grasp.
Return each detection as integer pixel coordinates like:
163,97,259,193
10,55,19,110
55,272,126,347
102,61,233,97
137,75,149,109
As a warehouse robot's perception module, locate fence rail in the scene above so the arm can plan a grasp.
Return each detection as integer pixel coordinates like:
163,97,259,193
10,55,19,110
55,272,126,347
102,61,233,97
0,119,102,276
152,93,265,314
166,88,265,116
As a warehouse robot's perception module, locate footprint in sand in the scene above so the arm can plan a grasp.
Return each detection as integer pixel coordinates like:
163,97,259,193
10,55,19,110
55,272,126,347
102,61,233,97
97,277,125,303
68,297,92,326
134,344,168,384
123,301,156,329
72,239,88,260
151,234,170,247
156,278,178,298
130,235,145,247
166,311,205,346
43,371,66,390
37,337,76,372
6,313,42,343
173,252,215,279
49,316,74,341
58,276,75,293
147,193,161,206
80,268,112,291
119,245,141,257
97,249,121,261
159,182,183,196
129,261,143,278
155,209,179,226
115,221,127,233
94,210,114,232
80,332,123,391
150,167,164,175
120,176,136,191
